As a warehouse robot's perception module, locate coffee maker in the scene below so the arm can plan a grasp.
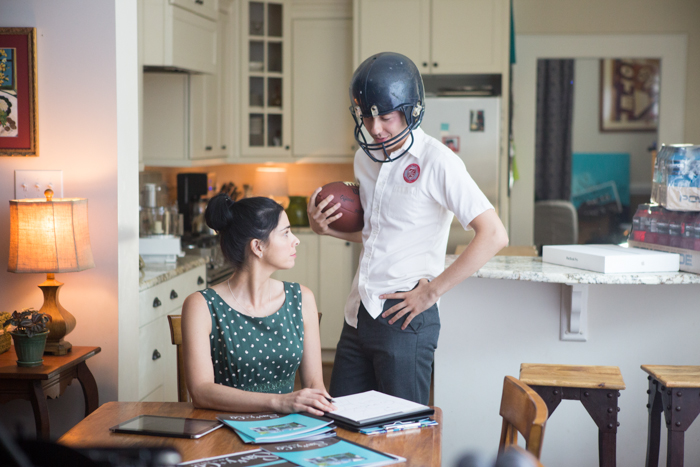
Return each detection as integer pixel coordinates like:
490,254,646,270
177,173,209,237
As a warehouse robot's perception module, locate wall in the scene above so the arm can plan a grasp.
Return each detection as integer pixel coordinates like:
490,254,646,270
0,1,138,439
572,59,657,194
510,0,700,245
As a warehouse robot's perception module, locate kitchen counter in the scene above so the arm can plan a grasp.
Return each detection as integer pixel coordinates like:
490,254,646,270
139,255,208,291
436,255,700,467
446,254,700,285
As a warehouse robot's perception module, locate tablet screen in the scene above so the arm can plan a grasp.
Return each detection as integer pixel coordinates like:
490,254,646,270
110,415,223,439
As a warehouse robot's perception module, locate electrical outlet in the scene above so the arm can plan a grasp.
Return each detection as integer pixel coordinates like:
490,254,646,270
14,170,64,199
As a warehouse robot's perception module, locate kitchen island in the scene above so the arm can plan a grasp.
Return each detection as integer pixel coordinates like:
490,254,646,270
435,256,700,467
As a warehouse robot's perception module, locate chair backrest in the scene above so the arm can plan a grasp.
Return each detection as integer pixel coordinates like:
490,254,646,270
498,376,548,459
167,315,189,403
534,200,578,247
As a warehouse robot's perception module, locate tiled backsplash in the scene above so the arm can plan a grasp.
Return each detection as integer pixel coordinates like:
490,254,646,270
143,163,355,204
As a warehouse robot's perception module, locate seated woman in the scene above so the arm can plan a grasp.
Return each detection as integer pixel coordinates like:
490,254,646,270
182,194,335,416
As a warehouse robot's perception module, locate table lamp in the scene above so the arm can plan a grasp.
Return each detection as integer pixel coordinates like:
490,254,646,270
8,189,95,355
253,167,289,208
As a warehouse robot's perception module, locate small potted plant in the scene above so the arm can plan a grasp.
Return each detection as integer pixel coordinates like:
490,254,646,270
3,308,52,367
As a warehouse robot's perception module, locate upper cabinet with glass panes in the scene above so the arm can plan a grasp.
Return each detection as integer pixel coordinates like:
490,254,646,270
241,1,291,158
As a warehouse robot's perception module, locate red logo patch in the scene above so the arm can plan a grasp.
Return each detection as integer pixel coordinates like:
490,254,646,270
403,164,420,183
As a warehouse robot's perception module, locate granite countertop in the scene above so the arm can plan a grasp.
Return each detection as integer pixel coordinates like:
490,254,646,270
446,255,700,285
139,255,208,292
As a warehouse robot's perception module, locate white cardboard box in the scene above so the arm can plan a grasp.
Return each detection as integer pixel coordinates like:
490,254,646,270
542,244,680,273
139,235,183,263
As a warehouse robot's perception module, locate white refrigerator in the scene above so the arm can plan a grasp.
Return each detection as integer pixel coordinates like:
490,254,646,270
420,96,501,206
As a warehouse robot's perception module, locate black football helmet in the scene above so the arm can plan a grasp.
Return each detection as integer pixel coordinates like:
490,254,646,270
349,52,425,163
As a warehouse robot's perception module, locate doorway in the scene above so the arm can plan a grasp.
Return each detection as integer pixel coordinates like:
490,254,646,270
511,34,687,247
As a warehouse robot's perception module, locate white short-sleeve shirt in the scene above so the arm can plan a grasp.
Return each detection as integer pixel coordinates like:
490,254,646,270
344,127,494,327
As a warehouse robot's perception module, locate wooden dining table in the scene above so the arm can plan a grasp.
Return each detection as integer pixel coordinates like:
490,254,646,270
58,402,442,466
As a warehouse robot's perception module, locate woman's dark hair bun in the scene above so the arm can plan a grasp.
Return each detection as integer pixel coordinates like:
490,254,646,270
205,193,235,232
204,194,284,270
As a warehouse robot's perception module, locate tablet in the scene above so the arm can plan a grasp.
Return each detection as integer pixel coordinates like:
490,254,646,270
109,415,223,439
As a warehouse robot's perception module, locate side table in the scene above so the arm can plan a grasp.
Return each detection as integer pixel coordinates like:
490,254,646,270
0,345,101,438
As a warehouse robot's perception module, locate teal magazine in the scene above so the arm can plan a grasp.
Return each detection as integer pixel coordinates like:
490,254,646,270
263,437,404,467
218,413,334,444
177,448,299,466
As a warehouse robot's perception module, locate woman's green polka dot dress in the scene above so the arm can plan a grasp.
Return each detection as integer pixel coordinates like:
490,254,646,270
199,282,304,394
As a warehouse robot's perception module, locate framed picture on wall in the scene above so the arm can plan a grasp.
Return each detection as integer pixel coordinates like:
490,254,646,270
599,58,660,132
0,28,38,157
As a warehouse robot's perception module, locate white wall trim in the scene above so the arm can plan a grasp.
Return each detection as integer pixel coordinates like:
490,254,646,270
116,0,141,401
511,34,687,246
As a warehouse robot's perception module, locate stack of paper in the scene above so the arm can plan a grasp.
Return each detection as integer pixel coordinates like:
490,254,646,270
325,390,434,430
217,413,335,444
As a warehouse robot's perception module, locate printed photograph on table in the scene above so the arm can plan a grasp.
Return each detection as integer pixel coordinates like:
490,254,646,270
599,58,660,132
0,28,38,156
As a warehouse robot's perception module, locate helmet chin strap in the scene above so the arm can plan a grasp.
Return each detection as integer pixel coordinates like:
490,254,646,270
354,124,414,163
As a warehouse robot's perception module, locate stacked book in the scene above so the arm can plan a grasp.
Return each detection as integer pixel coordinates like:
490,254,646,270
217,413,336,444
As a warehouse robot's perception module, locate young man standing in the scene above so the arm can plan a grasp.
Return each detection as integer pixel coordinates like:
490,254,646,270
307,52,508,405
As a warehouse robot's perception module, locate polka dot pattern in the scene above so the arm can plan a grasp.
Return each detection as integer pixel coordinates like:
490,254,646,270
200,282,305,394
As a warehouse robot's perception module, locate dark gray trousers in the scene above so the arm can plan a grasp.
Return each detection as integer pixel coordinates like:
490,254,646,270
329,298,441,405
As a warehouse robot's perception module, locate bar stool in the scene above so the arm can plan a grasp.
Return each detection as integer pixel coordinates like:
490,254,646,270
519,363,625,467
641,365,700,467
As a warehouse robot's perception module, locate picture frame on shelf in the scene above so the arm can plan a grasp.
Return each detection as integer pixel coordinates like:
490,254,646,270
0,28,38,157
599,58,660,132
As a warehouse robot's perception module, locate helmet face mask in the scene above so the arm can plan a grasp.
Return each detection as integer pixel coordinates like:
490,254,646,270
349,52,425,163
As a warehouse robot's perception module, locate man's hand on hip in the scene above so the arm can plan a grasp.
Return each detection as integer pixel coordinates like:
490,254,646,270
380,279,438,330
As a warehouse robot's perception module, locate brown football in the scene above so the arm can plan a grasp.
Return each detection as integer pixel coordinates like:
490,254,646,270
314,181,364,233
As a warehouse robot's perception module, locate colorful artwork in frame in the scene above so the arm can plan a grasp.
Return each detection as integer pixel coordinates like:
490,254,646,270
599,58,660,132
0,28,38,157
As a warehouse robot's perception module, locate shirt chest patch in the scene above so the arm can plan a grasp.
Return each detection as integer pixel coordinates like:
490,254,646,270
403,163,420,183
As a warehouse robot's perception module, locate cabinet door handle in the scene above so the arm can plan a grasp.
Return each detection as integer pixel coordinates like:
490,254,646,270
221,145,227,150
152,349,161,360
153,297,162,308
285,145,290,150
197,276,205,285
205,146,212,151
345,242,351,246
170,289,178,300
422,62,428,67
433,62,438,67
195,0,204,5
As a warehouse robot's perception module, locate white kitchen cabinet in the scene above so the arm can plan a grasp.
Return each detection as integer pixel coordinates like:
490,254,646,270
318,236,356,349
143,0,219,74
354,0,509,74
271,232,319,299
240,0,292,158
191,0,235,160
138,264,207,402
271,232,357,349
291,1,356,160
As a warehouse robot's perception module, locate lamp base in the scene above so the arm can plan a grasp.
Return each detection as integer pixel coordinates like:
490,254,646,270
44,339,72,356
38,274,76,356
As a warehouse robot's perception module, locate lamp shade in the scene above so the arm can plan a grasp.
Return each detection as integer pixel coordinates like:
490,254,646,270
253,167,289,197
8,197,95,273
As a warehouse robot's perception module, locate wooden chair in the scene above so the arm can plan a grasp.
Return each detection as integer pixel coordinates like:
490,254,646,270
170,312,324,401
519,363,625,467
641,365,700,467
498,376,548,459
167,315,189,402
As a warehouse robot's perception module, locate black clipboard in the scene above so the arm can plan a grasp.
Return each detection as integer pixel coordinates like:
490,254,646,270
109,415,223,439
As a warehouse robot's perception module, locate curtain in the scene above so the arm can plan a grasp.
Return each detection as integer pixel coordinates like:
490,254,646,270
535,59,575,200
